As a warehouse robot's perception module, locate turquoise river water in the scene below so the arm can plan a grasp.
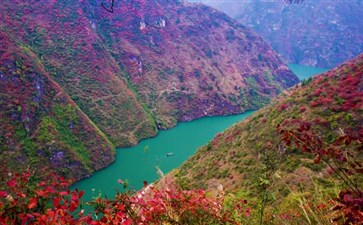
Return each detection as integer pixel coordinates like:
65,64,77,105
73,64,328,201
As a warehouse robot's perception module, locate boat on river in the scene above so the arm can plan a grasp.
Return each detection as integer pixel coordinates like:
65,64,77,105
166,152,174,156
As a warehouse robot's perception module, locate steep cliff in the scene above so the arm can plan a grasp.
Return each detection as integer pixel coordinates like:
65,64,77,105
0,31,115,181
1,0,298,180
2,0,158,147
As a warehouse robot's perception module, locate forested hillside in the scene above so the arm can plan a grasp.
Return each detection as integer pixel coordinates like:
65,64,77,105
174,53,363,223
1,0,298,180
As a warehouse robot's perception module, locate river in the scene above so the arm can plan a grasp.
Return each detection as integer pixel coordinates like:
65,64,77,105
73,64,328,201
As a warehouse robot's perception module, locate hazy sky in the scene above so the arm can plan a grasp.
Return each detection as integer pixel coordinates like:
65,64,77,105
187,0,253,17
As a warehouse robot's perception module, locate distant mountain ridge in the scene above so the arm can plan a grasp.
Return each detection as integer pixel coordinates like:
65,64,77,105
193,0,363,68
1,0,297,181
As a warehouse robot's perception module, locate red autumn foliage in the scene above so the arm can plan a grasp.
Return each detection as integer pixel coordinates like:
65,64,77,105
225,130,241,142
299,106,306,112
0,167,248,224
212,132,223,147
277,120,363,224
278,103,289,112
310,100,320,107
332,190,363,225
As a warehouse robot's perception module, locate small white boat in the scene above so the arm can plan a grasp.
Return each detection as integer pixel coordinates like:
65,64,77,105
166,152,174,156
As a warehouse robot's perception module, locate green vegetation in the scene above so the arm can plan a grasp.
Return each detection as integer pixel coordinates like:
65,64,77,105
52,105,91,168
174,54,363,224
0,31,115,182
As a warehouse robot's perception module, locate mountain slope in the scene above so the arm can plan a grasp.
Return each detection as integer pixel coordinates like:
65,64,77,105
85,0,299,128
174,53,363,212
2,0,298,132
1,0,298,180
2,0,158,147
193,0,363,68
0,30,115,181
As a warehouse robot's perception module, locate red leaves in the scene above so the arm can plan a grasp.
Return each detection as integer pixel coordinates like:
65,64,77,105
69,191,81,213
313,155,321,164
224,130,241,142
213,132,223,147
1,167,250,225
312,88,322,97
279,103,289,112
343,193,352,203
335,135,352,146
18,193,26,198
87,180,249,224
7,180,16,188
59,191,69,197
0,168,79,224
278,119,363,224
278,126,292,146
53,197,60,208
297,121,311,132
122,218,133,225
310,100,320,107
0,191,7,198
78,190,84,199
278,119,361,171
316,203,326,210
299,106,306,112
333,190,363,225
244,207,251,217
35,190,48,197
344,136,352,145
27,197,37,209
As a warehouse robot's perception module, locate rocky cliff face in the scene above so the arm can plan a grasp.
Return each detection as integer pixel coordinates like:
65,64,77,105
193,0,363,68
0,31,115,181
1,0,298,180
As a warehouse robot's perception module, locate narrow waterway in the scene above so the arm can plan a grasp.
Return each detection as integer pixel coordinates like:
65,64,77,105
74,111,255,200
73,64,328,201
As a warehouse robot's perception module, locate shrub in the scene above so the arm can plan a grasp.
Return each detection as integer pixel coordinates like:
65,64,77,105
278,120,363,224
0,169,249,224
